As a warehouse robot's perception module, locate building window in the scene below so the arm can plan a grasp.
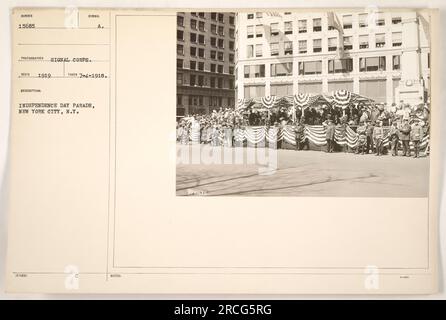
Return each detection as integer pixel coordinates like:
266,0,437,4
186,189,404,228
271,83,293,96
244,65,265,78
198,34,205,44
284,41,293,55
217,52,224,61
190,74,196,86
255,25,263,37
211,24,217,34
198,48,205,58
229,79,235,89
190,60,196,70
298,40,307,54
210,77,215,88
198,21,205,31
256,12,263,18
211,12,217,21
375,33,385,48
247,25,254,38
392,55,401,70
247,45,253,58
359,35,369,49
247,13,254,19
359,56,386,72
177,16,184,27
229,28,235,38
299,82,322,94
229,54,234,63
177,59,183,68
210,64,216,72
328,58,353,73
177,95,183,106
270,23,279,36
270,42,279,56
229,16,235,25
229,41,234,50
177,44,184,55
313,39,322,53
210,37,216,47
217,65,224,73
210,51,216,59
198,75,204,85
229,66,234,74
218,38,224,48
191,12,197,17
271,62,293,77
218,13,224,22
392,32,402,47
198,12,205,18
190,46,197,56
376,12,385,26
244,85,265,99
255,44,263,57
313,18,322,32
190,19,197,30
298,61,322,75
343,15,352,29
392,16,402,24
328,37,337,51
360,79,387,103
217,78,223,89
190,33,197,43
218,25,224,36
298,20,307,33
343,36,353,50
359,13,368,28
177,73,183,85
177,30,184,41
284,21,293,34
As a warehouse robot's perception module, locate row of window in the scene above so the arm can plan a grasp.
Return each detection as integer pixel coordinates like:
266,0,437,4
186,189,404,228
177,17,236,37
177,95,235,108
243,56,400,78
178,13,235,25
177,73,235,89
245,33,402,57
177,59,235,74
177,30,235,50
177,45,235,62
246,13,401,32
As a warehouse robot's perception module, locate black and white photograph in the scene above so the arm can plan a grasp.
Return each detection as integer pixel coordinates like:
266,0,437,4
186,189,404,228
176,10,431,197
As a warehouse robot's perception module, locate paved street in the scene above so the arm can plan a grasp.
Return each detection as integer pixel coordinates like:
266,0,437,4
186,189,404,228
176,144,429,197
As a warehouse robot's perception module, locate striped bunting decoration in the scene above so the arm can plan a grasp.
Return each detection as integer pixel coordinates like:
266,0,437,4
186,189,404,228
192,125,430,151
261,96,277,109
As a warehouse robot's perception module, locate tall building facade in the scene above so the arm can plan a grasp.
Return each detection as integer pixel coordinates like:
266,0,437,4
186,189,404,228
235,11,431,106
177,12,236,118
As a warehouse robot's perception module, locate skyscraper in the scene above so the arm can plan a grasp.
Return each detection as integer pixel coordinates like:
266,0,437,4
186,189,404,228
176,12,236,118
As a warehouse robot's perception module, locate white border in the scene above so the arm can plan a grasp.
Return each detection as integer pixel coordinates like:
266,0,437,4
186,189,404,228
0,0,444,300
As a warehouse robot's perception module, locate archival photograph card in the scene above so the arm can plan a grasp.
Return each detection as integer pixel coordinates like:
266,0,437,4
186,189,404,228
5,7,439,294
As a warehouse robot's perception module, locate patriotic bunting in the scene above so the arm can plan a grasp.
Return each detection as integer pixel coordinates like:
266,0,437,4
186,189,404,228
196,125,429,151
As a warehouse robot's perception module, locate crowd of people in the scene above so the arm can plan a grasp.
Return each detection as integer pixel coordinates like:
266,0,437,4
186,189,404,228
176,101,429,158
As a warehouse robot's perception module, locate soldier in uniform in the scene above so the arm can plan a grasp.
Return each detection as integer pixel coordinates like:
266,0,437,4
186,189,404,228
365,120,374,154
324,119,336,153
410,119,424,158
389,121,400,156
399,118,412,156
294,118,305,151
355,122,367,155
373,120,384,156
